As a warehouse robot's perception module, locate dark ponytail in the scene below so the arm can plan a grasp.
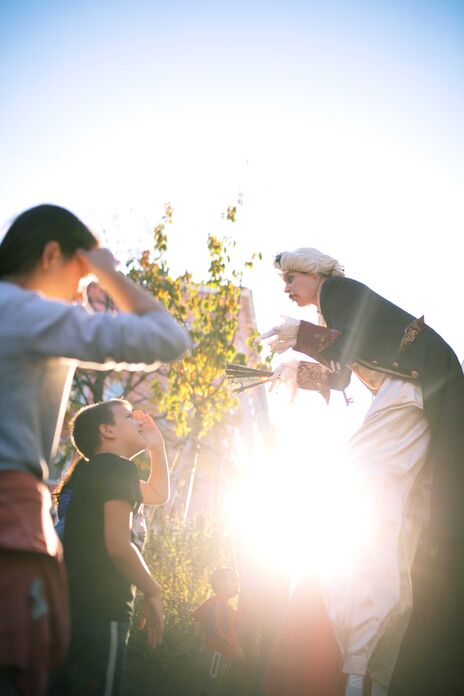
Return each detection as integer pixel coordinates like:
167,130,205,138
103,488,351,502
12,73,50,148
0,204,97,278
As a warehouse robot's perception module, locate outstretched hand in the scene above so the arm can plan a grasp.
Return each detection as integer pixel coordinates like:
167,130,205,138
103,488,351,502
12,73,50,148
258,316,300,354
268,361,300,401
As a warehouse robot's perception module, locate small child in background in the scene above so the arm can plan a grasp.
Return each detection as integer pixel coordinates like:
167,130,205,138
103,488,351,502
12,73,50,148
193,567,244,695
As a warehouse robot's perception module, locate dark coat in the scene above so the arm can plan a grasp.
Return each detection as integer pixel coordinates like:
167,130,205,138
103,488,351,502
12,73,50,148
296,276,464,542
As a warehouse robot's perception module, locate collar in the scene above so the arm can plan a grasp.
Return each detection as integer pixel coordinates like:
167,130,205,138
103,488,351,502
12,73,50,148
316,277,327,324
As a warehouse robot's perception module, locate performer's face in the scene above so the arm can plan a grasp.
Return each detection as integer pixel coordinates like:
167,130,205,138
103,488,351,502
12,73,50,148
283,271,320,306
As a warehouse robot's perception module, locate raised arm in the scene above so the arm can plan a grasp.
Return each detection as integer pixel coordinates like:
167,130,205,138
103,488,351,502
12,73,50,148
133,411,170,505
21,247,191,366
78,248,167,315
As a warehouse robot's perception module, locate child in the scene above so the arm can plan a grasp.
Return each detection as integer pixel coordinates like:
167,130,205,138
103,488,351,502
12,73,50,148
55,398,170,696
194,568,244,695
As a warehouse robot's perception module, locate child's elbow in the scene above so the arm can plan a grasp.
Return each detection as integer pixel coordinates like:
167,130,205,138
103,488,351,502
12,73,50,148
144,487,170,506
152,491,170,506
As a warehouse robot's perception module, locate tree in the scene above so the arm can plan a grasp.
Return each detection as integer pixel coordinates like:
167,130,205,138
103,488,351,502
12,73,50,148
53,203,269,519
127,203,268,517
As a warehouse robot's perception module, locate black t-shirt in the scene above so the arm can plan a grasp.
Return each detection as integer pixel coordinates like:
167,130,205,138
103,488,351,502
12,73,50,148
63,453,143,622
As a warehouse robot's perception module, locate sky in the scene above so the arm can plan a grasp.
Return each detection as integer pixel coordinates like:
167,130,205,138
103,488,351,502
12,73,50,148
1,0,463,437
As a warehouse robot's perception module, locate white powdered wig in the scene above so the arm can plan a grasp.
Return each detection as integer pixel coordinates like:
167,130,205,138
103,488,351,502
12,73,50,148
274,247,345,277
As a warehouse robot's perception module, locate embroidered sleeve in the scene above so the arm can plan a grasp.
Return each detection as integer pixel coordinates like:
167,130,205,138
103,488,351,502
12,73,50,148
294,321,342,365
399,315,425,352
296,361,352,402
296,362,333,403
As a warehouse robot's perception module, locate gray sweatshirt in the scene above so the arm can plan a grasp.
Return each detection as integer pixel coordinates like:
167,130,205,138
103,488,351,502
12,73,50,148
0,281,190,479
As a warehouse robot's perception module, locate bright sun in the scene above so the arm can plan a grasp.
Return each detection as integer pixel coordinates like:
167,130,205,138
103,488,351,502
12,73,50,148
225,387,374,587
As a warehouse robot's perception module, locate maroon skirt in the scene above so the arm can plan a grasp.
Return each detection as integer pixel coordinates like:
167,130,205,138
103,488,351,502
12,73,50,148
0,470,69,671
0,550,69,670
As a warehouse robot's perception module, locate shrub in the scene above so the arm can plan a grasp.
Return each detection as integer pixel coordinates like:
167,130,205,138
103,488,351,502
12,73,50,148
123,512,236,696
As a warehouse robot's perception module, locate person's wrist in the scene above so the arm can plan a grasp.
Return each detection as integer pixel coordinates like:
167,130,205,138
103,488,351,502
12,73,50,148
145,585,162,599
95,267,123,286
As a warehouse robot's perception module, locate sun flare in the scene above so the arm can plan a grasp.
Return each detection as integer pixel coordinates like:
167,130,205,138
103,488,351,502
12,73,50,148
225,390,374,587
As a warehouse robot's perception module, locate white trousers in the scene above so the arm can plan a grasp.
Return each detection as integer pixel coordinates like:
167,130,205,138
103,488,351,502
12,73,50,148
323,378,431,688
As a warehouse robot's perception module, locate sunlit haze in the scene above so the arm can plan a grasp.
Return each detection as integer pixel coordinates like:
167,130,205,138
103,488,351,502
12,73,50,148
1,1,463,575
